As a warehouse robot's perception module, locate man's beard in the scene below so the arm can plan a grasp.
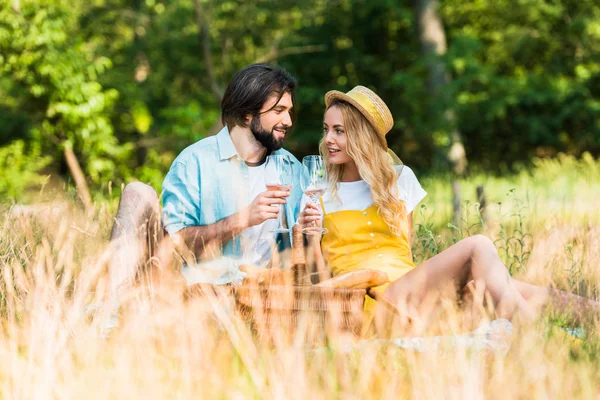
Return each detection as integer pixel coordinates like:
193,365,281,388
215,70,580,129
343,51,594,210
250,116,285,152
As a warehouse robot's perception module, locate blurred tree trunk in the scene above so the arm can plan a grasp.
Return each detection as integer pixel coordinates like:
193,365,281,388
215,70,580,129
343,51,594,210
63,145,92,212
193,0,224,103
415,0,467,225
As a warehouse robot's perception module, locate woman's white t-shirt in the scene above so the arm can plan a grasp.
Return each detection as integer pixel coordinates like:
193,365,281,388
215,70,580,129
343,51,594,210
302,165,427,216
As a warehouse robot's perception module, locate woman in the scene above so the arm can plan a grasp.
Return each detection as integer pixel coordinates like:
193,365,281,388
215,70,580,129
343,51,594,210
298,85,598,337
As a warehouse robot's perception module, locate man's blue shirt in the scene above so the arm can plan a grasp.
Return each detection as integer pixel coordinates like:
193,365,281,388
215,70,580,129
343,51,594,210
161,126,302,258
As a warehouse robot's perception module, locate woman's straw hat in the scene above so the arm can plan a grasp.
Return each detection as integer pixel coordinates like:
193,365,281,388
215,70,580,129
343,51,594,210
324,85,394,138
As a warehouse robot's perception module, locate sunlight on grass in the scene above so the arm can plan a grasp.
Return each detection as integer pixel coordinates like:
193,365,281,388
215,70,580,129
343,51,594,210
0,153,599,398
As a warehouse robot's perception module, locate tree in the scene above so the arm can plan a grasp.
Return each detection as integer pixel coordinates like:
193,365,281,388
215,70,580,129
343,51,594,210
0,0,124,208
415,0,467,224
2,0,600,205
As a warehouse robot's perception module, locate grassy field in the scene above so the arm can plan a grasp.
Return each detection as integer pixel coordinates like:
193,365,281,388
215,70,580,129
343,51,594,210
0,153,599,399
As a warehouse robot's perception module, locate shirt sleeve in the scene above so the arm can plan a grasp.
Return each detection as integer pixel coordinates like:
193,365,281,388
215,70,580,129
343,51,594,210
161,160,201,235
396,166,427,214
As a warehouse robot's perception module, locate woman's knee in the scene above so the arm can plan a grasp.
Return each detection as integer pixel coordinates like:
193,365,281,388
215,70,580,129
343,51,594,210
381,275,425,315
382,278,408,304
112,182,161,239
467,234,497,256
122,182,158,205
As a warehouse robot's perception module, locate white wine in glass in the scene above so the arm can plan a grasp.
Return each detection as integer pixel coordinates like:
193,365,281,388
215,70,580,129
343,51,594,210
300,155,328,235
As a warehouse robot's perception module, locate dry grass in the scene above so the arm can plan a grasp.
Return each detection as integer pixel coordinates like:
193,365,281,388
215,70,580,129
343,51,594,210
1,155,600,399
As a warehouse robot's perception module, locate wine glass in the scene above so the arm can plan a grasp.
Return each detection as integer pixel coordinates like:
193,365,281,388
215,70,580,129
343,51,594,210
264,154,293,233
300,155,328,235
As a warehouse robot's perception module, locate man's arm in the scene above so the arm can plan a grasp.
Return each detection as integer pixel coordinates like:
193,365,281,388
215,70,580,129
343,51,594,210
175,212,247,260
173,190,290,260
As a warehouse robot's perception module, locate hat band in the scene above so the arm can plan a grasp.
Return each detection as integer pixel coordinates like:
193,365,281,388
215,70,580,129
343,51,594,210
349,91,384,134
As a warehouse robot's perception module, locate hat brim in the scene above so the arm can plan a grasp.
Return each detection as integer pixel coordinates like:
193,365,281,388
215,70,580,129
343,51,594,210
324,90,385,137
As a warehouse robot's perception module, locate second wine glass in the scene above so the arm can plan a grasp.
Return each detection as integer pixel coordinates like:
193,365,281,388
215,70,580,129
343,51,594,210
300,155,328,235
264,154,293,233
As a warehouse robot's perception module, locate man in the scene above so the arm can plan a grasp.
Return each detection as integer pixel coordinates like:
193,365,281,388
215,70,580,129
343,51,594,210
108,64,302,300
161,63,302,267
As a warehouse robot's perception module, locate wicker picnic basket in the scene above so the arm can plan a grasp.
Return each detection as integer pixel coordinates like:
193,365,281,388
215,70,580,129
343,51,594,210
233,228,366,344
235,284,366,344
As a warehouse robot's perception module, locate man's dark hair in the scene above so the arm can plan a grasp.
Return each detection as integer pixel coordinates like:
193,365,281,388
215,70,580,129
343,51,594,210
221,64,297,129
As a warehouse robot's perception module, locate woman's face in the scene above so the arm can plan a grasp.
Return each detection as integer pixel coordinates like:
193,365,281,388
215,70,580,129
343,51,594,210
323,106,352,165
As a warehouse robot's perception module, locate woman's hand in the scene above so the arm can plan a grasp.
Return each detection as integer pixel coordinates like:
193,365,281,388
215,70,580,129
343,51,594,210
296,201,322,232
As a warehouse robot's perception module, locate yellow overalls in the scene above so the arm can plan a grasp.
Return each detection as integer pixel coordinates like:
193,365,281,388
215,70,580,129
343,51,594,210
319,200,415,335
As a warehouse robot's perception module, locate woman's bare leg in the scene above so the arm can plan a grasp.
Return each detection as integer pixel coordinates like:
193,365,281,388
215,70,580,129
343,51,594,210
94,182,182,336
513,279,600,323
375,235,533,336
108,182,181,305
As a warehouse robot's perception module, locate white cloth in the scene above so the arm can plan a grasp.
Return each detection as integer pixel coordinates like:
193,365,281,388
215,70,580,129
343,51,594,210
311,319,513,355
181,257,247,286
239,164,278,266
302,165,427,215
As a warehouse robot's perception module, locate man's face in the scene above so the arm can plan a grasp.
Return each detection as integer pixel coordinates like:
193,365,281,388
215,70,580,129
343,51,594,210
249,92,293,152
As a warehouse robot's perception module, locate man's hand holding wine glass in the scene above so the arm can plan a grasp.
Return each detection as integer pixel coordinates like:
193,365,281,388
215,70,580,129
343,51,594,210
239,188,291,229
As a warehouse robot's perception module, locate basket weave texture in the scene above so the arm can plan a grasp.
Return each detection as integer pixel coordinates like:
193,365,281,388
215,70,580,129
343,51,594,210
235,285,366,343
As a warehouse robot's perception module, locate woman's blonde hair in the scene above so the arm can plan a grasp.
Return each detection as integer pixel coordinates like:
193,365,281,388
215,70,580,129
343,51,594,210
319,100,407,236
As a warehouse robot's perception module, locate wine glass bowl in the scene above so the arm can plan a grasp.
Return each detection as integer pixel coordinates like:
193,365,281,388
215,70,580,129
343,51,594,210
300,155,328,235
264,155,293,233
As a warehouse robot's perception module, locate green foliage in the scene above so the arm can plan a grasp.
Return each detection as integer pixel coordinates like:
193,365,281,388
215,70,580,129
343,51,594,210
2,0,600,198
1,0,128,186
412,152,600,276
0,141,51,200
565,243,583,295
442,0,600,168
413,204,444,264
134,148,176,193
413,188,533,276
447,200,486,242
494,190,533,275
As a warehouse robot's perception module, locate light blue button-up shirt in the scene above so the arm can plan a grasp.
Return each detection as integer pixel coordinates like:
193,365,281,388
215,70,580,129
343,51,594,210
161,126,303,258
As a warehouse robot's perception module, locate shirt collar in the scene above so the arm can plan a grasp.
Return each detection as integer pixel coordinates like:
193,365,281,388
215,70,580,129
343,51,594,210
216,126,238,161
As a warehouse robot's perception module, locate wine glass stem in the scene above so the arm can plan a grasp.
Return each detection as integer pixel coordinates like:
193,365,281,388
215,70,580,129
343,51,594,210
310,196,321,228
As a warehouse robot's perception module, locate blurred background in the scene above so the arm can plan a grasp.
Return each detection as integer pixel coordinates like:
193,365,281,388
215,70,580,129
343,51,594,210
1,0,600,207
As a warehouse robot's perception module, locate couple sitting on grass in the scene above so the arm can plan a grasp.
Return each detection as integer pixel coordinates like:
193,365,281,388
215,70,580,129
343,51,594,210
108,63,599,338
